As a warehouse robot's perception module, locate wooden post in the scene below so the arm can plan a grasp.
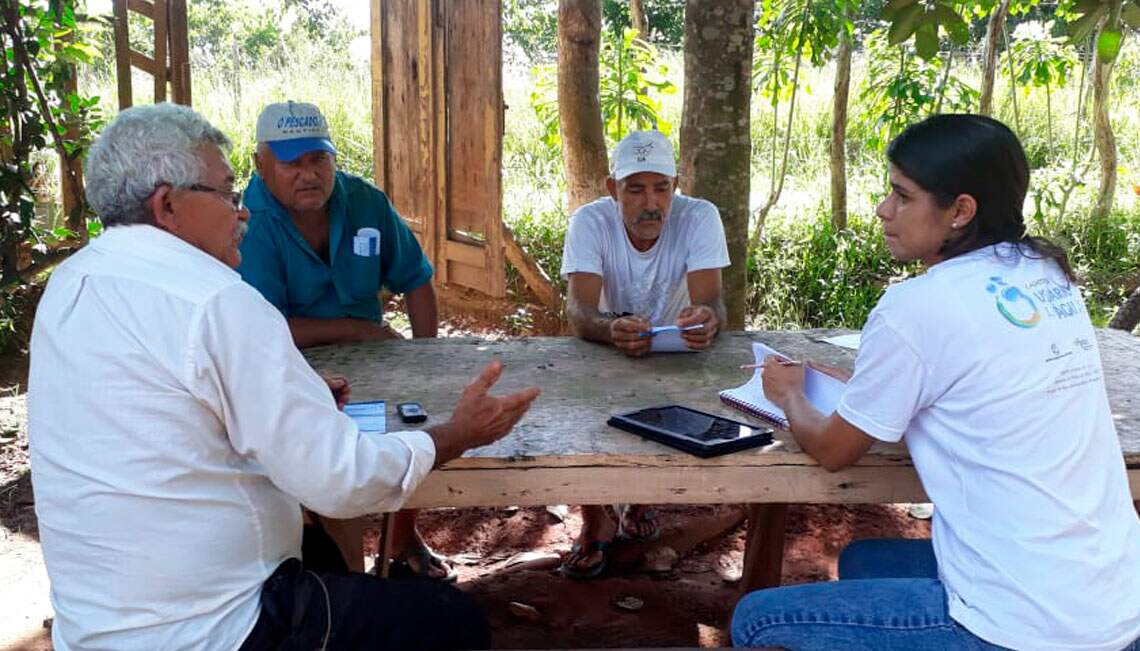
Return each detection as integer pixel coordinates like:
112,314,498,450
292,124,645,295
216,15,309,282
740,503,787,593
369,0,387,190
112,0,132,109
152,0,168,102
168,0,191,104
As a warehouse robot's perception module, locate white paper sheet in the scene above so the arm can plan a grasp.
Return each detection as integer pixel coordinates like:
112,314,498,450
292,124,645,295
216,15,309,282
820,333,861,350
646,324,703,353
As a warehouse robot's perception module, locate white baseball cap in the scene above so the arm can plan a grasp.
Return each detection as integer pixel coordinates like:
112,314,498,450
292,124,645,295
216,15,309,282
255,101,337,162
611,130,676,181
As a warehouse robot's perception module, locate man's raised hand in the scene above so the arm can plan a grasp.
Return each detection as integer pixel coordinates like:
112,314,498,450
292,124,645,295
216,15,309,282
427,361,541,466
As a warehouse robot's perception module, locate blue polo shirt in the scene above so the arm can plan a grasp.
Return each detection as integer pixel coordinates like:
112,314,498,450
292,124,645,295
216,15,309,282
237,171,433,322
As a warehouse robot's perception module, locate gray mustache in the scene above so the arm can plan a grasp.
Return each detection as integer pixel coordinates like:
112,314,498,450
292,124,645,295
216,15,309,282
636,210,663,223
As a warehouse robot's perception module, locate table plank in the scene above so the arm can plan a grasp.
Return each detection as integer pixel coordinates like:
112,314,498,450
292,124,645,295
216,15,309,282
306,329,1140,463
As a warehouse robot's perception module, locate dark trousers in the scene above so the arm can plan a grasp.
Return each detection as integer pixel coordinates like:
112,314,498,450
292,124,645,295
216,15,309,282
239,524,491,651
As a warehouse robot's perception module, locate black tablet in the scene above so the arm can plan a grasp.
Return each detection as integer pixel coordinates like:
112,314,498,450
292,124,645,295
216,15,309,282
607,405,774,458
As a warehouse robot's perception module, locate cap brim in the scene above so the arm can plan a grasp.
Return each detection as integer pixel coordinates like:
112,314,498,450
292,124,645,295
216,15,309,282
266,138,337,163
613,162,677,181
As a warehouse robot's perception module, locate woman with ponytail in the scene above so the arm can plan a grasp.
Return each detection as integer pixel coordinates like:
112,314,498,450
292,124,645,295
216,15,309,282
732,115,1140,651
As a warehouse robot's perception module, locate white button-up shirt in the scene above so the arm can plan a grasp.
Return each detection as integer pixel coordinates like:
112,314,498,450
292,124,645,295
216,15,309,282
28,225,435,651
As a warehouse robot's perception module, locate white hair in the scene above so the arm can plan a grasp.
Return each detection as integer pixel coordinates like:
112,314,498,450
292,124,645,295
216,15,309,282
85,102,231,227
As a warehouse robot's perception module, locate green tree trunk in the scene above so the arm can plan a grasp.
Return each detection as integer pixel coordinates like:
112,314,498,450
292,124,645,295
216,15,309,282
829,22,852,231
679,0,754,330
557,0,609,213
1090,21,1121,222
979,0,1011,115
630,0,649,40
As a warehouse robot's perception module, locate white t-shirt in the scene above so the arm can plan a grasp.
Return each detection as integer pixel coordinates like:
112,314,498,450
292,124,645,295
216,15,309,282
28,225,436,651
838,243,1140,651
560,194,730,325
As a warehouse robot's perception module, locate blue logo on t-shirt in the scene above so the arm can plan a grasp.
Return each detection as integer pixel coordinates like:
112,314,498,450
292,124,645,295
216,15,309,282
987,277,1041,328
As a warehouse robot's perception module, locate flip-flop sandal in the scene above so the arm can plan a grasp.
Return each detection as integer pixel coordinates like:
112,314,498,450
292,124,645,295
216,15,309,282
617,506,661,542
559,539,612,580
386,545,459,583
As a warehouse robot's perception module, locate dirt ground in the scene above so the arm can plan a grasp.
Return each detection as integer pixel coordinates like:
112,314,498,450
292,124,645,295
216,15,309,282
0,287,932,650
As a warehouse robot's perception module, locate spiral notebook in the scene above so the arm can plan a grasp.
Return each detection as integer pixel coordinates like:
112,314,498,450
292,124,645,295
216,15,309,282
719,342,846,428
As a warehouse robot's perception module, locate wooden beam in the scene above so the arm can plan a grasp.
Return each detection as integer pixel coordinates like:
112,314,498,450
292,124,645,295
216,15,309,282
444,240,486,269
112,0,132,109
167,0,191,104
401,464,931,509
430,0,447,285
503,225,561,309
126,0,155,19
128,51,157,76
152,0,168,102
369,0,386,190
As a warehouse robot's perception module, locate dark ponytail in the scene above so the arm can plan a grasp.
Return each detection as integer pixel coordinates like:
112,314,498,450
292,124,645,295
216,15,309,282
887,114,1075,281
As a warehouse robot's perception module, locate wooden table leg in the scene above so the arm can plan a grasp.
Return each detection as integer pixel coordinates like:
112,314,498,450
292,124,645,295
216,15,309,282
374,512,399,578
318,516,368,573
740,503,788,594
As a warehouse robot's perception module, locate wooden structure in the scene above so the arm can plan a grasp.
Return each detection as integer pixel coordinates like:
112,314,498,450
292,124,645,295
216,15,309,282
111,0,192,109
305,328,1140,588
369,0,560,307
106,0,558,307
370,0,505,298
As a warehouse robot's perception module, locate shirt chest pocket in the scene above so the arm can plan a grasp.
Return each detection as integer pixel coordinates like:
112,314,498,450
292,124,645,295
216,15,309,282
344,228,382,301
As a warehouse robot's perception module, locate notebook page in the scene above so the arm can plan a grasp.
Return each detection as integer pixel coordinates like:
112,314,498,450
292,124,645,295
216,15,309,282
751,342,846,415
719,343,847,426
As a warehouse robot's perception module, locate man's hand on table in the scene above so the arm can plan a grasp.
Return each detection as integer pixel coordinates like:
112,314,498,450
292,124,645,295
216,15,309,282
426,360,541,467
677,305,718,350
322,374,352,409
610,315,652,357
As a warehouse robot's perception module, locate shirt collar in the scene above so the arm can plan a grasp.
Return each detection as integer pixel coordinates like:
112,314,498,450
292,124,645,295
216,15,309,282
94,224,241,277
247,172,349,261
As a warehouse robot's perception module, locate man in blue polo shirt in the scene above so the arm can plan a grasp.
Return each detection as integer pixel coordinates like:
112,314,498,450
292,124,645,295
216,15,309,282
238,101,453,581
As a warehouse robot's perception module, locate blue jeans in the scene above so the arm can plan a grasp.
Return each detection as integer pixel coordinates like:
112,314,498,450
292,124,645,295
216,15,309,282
732,538,1140,650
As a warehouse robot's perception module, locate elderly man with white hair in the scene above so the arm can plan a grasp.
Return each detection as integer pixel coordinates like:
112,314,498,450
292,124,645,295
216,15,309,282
28,102,539,650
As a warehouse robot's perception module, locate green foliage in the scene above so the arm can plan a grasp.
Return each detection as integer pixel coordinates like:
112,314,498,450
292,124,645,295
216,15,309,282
601,0,686,47
503,0,686,65
747,213,914,329
1010,20,1077,88
1044,207,1140,324
855,32,979,152
530,25,675,149
754,0,857,101
502,0,559,64
881,0,971,59
1062,0,1139,61
598,27,676,141
0,0,102,290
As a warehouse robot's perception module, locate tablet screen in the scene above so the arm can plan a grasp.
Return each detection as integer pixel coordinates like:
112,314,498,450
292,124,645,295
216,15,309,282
623,406,765,442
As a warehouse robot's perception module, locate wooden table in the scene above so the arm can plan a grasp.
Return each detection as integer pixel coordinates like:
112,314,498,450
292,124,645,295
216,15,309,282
306,329,1140,587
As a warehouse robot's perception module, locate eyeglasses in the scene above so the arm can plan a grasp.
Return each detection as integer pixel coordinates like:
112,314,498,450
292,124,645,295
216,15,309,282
185,183,244,212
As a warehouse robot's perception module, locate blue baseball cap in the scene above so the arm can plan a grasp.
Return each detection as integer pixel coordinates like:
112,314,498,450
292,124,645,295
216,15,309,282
255,101,337,162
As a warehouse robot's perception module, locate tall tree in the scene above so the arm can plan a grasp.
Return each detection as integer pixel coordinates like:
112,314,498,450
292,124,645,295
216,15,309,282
1066,0,1136,221
557,0,609,212
979,0,1012,115
630,0,649,39
679,0,753,329
1089,8,1121,222
829,8,853,230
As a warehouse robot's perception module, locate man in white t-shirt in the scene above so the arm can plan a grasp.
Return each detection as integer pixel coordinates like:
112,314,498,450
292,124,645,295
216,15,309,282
558,130,730,578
